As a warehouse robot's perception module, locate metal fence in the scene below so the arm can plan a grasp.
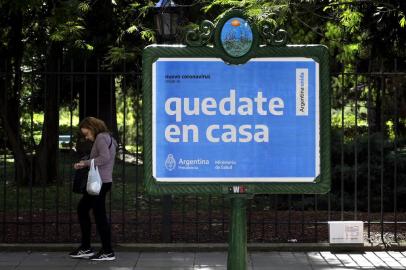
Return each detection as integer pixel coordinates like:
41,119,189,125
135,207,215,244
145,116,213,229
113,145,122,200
0,59,405,245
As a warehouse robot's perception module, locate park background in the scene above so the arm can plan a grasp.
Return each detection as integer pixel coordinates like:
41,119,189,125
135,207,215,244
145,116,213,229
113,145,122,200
0,0,406,246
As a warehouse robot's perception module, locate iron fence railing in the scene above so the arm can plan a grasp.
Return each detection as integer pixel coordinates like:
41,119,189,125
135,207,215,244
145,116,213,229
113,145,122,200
0,60,405,244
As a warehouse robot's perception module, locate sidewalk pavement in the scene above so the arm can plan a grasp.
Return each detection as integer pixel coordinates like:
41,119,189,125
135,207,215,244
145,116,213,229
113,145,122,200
1,250,406,269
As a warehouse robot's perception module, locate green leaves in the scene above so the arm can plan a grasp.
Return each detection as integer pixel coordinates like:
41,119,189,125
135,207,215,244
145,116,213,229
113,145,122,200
202,0,289,26
126,25,139,34
105,46,137,65
339,9,362,33
140,29,156,43
50,20,85,42
74,40,94,51
46,0,93,52
78,2,90,13
400,16,406,28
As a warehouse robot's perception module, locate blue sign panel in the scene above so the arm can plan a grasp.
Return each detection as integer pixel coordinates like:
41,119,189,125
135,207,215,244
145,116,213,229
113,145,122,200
153,58,319,182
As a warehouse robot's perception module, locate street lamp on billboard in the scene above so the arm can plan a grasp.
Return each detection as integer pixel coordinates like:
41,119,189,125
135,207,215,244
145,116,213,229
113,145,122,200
154,0,179,43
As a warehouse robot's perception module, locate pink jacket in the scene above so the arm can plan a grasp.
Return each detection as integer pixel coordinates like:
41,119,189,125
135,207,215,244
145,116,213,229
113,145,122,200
83,132,117,183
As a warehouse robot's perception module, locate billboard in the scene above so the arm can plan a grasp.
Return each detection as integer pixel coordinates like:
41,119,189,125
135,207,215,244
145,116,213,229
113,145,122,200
142,25,330,195
153,58,319,183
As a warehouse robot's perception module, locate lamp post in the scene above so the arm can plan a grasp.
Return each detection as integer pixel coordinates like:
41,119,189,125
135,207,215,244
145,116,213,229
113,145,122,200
153,0,181,242
154,0,179,43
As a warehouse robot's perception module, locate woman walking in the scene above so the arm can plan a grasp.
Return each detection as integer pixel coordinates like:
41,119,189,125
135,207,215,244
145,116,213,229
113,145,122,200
70,117,117,261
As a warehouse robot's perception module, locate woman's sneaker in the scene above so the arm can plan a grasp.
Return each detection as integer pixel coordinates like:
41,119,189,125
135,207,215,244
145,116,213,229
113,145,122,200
90,250,116,261
69,247,95,258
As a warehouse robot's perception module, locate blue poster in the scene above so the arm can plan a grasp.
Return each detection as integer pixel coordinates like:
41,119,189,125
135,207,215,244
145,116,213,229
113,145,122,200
152,58,319,182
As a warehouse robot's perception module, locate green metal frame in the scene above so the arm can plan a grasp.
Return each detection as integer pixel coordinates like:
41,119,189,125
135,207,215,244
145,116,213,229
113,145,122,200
143,10,331,195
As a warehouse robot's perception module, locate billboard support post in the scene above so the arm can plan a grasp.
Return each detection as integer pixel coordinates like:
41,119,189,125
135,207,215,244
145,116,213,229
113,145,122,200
227,195,250,270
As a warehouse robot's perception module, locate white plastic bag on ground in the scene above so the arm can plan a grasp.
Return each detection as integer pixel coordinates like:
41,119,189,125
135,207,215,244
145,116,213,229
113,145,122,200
87,159,102,195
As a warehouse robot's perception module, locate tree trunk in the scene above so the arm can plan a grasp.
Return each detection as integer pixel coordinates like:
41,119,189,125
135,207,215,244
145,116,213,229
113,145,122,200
0,6,32,185
0,102,30,185
35,42,62,184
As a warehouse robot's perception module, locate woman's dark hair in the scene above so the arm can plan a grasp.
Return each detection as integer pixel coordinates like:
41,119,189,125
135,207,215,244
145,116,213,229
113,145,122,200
79,117,109,137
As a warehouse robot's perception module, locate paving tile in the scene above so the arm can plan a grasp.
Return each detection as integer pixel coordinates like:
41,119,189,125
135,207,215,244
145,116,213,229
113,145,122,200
373,251,404,268
0,251,31,267
18,252,77,267
255,252,291,266
328,268,360,270
279,252,297,261
307,252,331,267
362,252,390,268
253,267,309,270
193,266,227,270
334,253,359,268
17,267,75,270
77,259,136,269
387,251,406,267
348,253,375,268
194,252,226,267
293,252,311,260
317,251,344,268
136,252,195,268
134,266,195,270
135,258,190,266
116,252,140,258
293,252,312,264
251,253,284,266
139,252,195,259
76,265,134,270
250,253,309,270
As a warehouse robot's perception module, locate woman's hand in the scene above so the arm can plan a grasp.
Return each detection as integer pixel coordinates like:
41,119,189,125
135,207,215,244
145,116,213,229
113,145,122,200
74,161,86,170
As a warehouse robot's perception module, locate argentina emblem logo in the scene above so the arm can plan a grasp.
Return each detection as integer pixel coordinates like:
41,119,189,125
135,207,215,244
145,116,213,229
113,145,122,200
165,154,176,171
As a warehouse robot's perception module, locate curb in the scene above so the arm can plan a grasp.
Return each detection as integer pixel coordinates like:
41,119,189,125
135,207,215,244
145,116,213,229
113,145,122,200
1,242,406,252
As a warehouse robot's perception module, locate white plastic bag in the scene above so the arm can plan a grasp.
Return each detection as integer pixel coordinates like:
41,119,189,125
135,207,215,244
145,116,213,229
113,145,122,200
87,159,102,195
